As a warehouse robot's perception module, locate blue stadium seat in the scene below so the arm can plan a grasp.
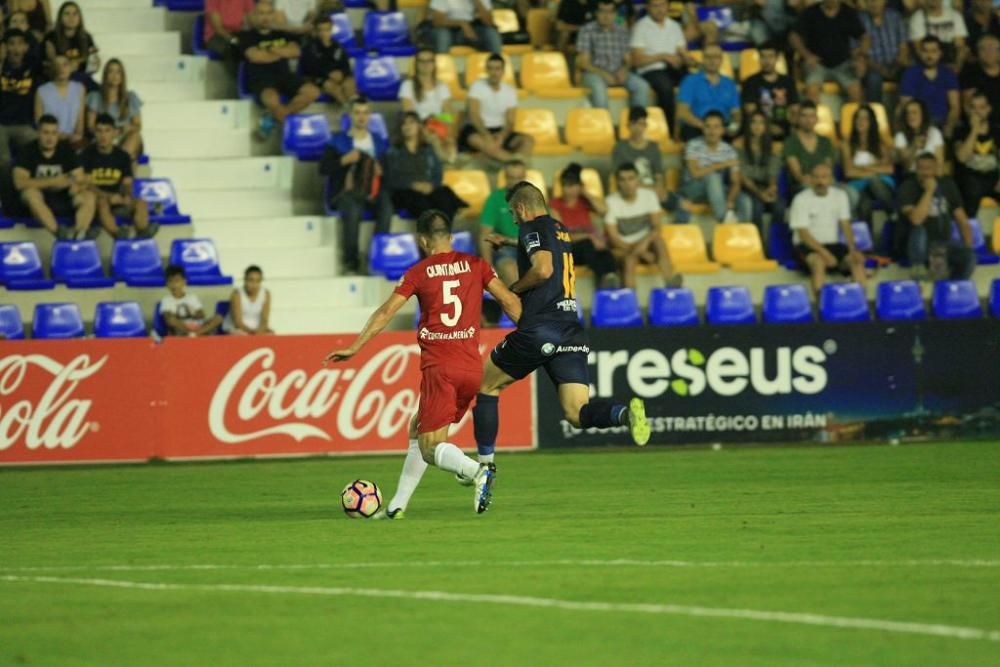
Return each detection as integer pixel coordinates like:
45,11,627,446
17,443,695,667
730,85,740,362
160,0,205,10
762,284,812,323
705,285,755,324
237,62,253,100
0,304,25,340
339,111,390,141
169,239,234,286
369,233,420,280
363,12,417,55
112,238,166,287
0,241,55,290
819,282,870,322
452,231,475,255
876,280,926,321
766,222,798,269
32,303,84,339
355,56,403,101
282,113,331,161
931,280,982,319
951,219,1000,265
647,287,698,326
94,301,146,338
133,178,192,225
592,288,643,327
696,6,750,50
331,12,364,57
51,240,115,288
191,14,219,60
152,302,167,337
990,278,1000,317
342,0,368,8
842,221,874,252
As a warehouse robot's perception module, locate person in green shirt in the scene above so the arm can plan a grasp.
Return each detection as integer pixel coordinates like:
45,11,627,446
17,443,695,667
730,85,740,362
782,100,859,213
479,159,525,286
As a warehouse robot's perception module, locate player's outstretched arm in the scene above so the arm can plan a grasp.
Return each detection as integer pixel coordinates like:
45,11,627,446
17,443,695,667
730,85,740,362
323,293,408,364
509,250,553,295
486,276,522,324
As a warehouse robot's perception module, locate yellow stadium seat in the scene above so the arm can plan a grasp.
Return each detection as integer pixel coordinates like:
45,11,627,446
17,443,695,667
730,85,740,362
993,216,1000,254
839,102,892,144
449,46,476,57
618,106,677,153
514,108,573,155
661,225,721,273
816,104,837,144
565,108,615,155
398,0,427,7
686,49,735,79
465,52,517,87
981,197,998,210
711,223,779,271
738,49,788,81
435,54,466,100
553,167,605,207
443,169,490,215
664,169,710,216
520,52,585,98
527,8,552,48
497,168,548,196
492,9,532,55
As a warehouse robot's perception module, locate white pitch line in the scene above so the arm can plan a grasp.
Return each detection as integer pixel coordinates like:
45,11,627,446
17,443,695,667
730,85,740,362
2,574,998,643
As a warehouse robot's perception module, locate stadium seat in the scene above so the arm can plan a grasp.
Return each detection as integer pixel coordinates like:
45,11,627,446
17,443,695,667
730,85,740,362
94,301,147,338
451,230,475,254
133,178,192,225
363,11,417,55
660,225,721,273
591,288,643,327
169,239,234,286
369,233,420,280
617,106,676,153
876,280,926,321
738,48,788,81
0,241,55,290
112,238,165,287
819,282,870,322
435,54,466,99
354,56,403,101
711,224,778,271
152,302,167,337
931,280,982,319
816,104,838,144
762,284,813,323
839,102,892,143
993,217,1000,254
339,110,389,141
767,221,798,269
32,303,85,339
0,303,25,339
526,8,552,48
236,62,252,100
706,285,755,324
951,218,999,265
465,52,517,87
565,108,616,155
842,220,874,252
990,278,1000,317
191,15,219,60
552,167,604,207
282,113,331,161
695,6,749,51
520,52,585,97
51,240,115,288
331,12,363,57
686,49,735,78
443,169,490,214
648,287,698,325
514,108,572,155
497,168,547,195
162,0,204,10
492,8,532,55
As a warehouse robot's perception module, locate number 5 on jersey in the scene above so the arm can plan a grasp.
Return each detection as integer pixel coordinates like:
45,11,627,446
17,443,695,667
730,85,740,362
442,279,462,326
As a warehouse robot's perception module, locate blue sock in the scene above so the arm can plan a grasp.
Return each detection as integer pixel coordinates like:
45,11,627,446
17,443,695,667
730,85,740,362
473,393,498,458
579,400,628,429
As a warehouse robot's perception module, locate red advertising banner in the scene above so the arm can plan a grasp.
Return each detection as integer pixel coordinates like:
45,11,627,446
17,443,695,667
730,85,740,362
0,331,534,465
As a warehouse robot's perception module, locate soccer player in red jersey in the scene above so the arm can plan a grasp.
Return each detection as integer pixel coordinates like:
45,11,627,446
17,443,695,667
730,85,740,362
324,210,521,517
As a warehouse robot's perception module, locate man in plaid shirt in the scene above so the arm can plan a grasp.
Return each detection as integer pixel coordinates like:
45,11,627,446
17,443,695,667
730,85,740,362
857,0,909,104
576,0,650,109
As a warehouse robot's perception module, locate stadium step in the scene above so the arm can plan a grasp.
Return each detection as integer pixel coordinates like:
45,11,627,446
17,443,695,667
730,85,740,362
83,7,167,33
270,305,412,335
113,55,206,84
138,80,209,103
152,157,294,191
144,128,257,159
221,246,338,279
193,216,325,249
92,31,181,58
265,277,383,309
182,189,297,218
143,100,253,131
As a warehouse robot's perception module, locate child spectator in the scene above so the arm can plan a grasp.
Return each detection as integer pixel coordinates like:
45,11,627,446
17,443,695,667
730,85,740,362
85,58,143,161
300,13,355,107
841,105,896,226
223,265,274,334
35,54,84,147
736,110,784,231
954,91,1000,218
893,98,945,171
677,111,748,224
43,1,98,91
549,163,621,290
160,265,224,337
399,47,457,161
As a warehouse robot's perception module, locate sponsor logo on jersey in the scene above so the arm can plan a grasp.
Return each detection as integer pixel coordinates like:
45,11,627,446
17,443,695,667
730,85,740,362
524,232,541,251
556,345,590,353
541,343,555,355
418,326,477,341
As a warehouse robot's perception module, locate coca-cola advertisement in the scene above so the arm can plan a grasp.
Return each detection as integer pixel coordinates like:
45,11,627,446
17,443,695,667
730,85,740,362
0,332,535,465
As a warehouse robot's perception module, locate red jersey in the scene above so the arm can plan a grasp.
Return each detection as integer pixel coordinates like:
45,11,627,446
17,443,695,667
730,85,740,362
394,251,496,370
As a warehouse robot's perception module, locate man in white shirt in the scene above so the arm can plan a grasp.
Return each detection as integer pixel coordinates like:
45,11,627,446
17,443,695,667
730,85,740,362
789,163,866,292
429,0,503,54
457,53,534,162
909,0,968,69
604,162,681,289
160,265,224,336
628,0,689,131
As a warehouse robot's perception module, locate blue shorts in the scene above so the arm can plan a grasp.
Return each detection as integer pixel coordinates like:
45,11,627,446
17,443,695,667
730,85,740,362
491,321,591,386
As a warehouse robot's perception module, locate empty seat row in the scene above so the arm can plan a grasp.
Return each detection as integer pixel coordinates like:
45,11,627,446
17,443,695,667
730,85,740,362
0,302,145,340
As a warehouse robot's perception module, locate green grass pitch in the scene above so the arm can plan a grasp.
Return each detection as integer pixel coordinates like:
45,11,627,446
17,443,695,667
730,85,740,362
2,441,999,666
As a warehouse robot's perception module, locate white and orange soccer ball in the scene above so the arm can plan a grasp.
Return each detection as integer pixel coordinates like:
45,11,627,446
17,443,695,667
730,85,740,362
341,480,383,518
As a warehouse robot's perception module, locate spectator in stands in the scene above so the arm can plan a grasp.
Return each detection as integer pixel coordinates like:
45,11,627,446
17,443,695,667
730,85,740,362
399,47,457,162
379,112,467,224
954,92,1000,218
789,163,867,292
34,54,84,148
13,114,95,240
204,0,254,73
736,110,784,231
319,95,390,275
898,152,975,281
960,34,999,121
749,0,794,47
604,162,680,289
611,106,666,202
6,11,43,62
676,111,749,224
909,0,968,70
299,13,355,107
842,105,896,226
43,1,97,91
675,43,740,141
965,0,1000,57
790,0,866,104
7,0,51,42
273,0,316,33
629,0,689,131
894,98,945,171
428,0,503,55
900,35,961,138
740,42,799,140
479,159,525,286
80,113,155,240
858,0,909,104
239,0,321,140
782,101,837,193
555,0,593,54
458,53,533,163
575,0,649,110
0,29,41,174
223,265,274,335
549,163,620,290
161,265,224,337
85,59,142,161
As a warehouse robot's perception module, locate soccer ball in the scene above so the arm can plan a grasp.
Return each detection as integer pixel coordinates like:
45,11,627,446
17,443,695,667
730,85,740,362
341,479,383,519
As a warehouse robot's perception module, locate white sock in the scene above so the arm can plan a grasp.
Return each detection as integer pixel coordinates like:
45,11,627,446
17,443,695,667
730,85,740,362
433,442,480,480
478,453,494,464
387,439,427,513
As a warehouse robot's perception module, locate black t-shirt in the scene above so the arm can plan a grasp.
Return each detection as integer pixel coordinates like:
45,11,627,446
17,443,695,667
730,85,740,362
517,215,580,328
557,0,593,27
966,11,1000,53
43,30,96,72
300,37,350,80
80,144,133,193
0,59,42,126
955,122,1000,174
741,72,799,135
898,175,965,245
239,29,296,83
794,4,864,67
959,64,1000,123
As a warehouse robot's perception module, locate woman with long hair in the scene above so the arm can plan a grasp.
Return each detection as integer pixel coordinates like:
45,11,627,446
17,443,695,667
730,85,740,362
842,104,895,225
398,47,457,162
893,99,944,172
43,1,98,90
85,58,142,159
735,110,784,231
